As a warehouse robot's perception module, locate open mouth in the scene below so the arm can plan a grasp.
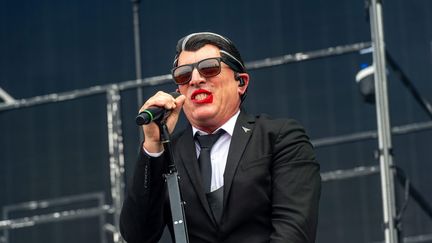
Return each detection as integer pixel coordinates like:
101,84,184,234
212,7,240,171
191,89,213,104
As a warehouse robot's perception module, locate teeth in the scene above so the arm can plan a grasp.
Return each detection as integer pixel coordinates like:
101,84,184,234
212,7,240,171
195,93,208,100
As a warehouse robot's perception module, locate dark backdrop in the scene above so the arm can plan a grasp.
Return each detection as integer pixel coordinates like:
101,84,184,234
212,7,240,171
1,0,431,242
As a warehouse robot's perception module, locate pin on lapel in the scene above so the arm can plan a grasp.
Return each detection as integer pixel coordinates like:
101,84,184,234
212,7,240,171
242,126,251,133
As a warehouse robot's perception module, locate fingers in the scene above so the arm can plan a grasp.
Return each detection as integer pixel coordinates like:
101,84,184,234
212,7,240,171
140,91,185,153
138,91,185,132
172,94,186,114
139,91,178,113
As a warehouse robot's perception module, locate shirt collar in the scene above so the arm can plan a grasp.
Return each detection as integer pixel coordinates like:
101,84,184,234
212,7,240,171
192,110,240,137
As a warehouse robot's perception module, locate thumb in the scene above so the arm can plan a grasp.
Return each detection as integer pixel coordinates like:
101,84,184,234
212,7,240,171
165,94,186,133
172,94,186,114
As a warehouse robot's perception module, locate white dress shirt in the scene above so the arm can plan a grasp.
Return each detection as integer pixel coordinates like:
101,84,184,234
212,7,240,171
192,110,240,192
145,110,240,192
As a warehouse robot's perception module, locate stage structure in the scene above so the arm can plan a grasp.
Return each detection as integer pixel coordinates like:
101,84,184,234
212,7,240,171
368,0,399,242
1,40,432,242
1,1,432,242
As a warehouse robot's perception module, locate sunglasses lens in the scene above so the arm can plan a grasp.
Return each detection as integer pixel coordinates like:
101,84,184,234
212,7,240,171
173,66,193,84
172,58,222,85
198,59,221,77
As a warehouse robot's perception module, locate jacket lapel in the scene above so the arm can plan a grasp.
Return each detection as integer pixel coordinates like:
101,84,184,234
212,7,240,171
223,111,256,208
176,111,256,224
176,126,215,222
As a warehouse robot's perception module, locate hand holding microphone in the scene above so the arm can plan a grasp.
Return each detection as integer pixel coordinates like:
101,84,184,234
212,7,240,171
137,91,185,153
136,91,182,125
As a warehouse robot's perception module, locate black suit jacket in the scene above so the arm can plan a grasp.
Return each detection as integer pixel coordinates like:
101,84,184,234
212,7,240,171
120,111,321,243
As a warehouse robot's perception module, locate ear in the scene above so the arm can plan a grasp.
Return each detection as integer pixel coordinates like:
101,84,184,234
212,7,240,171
235,73,245,86
236,73,249,95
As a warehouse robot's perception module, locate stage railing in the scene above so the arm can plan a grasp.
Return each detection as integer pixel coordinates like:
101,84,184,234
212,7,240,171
0,192,110,243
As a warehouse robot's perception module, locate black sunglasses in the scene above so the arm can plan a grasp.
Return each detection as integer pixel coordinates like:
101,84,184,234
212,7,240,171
172,57,229,85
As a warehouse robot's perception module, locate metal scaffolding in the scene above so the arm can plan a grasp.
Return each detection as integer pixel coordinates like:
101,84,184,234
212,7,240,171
368,0,399,242
0,8,431,240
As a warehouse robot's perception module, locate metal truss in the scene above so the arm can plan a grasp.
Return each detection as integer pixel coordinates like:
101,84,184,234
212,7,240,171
0,40,430,242
0,192,110,243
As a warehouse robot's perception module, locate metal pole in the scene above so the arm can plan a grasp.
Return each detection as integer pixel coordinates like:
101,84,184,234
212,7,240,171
131,0,143,108
0,87,15,104
368,0,400,242
385,51,432,120
2,207,9,243
106,87,126,243
98,194,108,243
0,42,370,112
159,122,189,243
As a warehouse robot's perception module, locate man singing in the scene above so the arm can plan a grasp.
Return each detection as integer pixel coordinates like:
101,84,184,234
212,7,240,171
120,32,321,243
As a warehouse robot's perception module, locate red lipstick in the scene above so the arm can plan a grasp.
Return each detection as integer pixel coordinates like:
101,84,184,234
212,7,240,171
191,89,213,104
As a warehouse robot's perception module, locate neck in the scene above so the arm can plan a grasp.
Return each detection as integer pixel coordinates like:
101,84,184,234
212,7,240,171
193,109,240,134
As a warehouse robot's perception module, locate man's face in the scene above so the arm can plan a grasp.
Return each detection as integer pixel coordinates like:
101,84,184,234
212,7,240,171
177,44,248,133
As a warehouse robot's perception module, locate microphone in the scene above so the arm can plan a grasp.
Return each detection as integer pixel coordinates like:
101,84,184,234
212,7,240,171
135,92,181,125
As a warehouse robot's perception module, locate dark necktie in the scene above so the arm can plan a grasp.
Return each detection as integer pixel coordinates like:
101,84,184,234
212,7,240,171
195,130,225,193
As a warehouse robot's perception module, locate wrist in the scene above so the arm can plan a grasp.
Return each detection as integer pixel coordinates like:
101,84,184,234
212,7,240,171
143,141,163,153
